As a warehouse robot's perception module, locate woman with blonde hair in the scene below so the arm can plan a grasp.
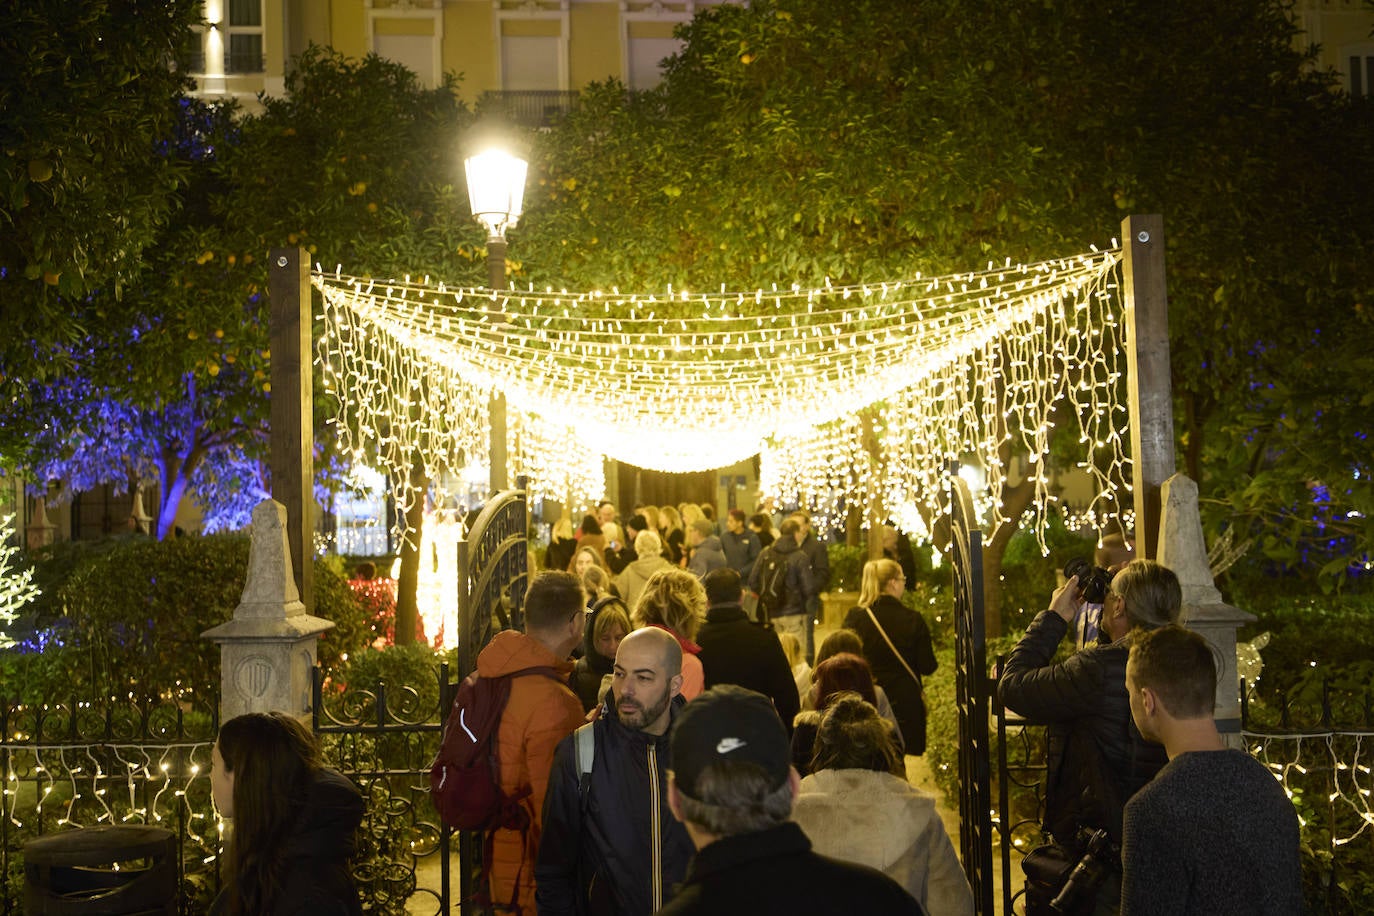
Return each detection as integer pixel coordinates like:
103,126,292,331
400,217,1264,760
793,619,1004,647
571,596,632,712
580,564,613,607
633,567,706,699
547,515,577,572
639,505,662,539
658,505,686,565
844,558,937,754
792,695,974,916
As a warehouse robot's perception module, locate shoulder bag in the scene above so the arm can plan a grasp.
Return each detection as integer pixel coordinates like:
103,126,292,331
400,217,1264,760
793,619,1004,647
864,605,923,691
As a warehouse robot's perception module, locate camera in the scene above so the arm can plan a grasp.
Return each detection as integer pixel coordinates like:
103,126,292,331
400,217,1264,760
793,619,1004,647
1050,828,1114,913
1062,557,1111,605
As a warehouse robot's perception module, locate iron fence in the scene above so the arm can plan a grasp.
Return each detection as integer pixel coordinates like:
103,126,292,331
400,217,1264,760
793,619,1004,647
0,695,220,915
989,672,1374,916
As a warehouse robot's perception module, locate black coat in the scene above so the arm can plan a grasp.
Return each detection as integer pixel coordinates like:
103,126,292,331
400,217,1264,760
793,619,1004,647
695,603,801,734
211,769,364,916
998,610,1169,845
536,698,695,916
844,596,937,755
747,537,815,619
656,822,926,916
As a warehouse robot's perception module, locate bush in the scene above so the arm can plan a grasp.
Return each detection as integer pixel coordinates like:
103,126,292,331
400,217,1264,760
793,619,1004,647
826,543,865,592
0,534,375,704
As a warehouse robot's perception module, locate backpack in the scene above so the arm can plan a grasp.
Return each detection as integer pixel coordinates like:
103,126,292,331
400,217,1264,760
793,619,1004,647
430,665,561,831
755,547,790,623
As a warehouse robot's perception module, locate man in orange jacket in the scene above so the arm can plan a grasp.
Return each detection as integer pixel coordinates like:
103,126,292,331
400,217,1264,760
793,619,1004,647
479,571,588,912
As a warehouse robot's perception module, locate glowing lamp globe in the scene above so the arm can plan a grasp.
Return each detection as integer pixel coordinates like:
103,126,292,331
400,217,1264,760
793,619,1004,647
464,148,527,241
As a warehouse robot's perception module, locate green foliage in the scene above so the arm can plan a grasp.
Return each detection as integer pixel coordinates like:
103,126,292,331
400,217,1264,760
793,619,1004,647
0,0,201,406
330,641,446,722
314,553,383,672
5,47,480,533
825,543,865,592
2,534,374,704
1236,593,1374,709
517,0,1374,586
998,521,1097,634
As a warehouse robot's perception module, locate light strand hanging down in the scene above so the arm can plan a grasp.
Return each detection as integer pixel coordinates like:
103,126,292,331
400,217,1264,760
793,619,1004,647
315,246,1128,548
760,255,1128,549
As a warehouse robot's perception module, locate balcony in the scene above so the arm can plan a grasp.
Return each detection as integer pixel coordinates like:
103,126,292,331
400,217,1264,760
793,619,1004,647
477,90,581,129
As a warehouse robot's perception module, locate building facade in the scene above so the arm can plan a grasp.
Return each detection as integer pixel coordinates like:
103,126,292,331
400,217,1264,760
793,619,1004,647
185,0,735,118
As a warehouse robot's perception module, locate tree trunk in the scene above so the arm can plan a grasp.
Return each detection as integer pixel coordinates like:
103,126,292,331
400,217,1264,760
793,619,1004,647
981,471,1038,640
393,463,427,646
155,443,205,541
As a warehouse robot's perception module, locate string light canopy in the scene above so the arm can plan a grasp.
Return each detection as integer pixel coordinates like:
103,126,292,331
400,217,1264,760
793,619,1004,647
315,244,1131,549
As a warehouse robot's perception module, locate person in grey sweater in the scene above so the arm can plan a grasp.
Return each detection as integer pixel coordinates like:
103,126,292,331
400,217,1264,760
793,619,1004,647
1120,625,1302,915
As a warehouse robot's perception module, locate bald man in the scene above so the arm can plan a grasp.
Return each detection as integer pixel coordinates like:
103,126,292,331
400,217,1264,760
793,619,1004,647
537,627,696,915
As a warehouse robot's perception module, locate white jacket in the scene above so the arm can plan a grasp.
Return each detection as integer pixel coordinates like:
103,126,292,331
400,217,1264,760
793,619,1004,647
793,768,974,916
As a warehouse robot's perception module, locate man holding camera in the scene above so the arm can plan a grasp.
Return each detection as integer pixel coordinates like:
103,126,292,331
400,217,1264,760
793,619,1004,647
1000,558,1182,915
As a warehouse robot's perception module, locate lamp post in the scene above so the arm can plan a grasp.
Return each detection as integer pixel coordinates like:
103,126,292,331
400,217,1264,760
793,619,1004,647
464,146,528,493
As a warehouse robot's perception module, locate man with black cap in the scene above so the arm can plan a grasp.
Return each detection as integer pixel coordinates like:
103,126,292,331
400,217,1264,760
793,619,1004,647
694,569,800,734
662,685,926,915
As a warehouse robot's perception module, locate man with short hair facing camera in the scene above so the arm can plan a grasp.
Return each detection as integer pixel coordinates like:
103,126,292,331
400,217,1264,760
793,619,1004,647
999,559,1182,913
1120,625,1301,915
660,685,925,915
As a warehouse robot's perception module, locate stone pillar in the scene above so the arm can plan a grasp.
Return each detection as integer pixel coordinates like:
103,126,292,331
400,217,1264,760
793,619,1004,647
1156,473,1255,748
203,500,335,721
25,496,56,550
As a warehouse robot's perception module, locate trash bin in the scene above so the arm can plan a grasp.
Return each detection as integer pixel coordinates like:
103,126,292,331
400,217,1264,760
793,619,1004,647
23,825,176,915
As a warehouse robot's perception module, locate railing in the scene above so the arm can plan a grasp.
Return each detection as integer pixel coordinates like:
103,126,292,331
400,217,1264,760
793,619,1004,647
994,679,1050,916
0,695,220,915
476,90,581,129
1242,676,1374,913
988,673,1374,916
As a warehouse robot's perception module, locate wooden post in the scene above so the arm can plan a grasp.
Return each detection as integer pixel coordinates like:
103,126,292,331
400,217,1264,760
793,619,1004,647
1121,215,1175,561
269,247,314,613
488,237,509,493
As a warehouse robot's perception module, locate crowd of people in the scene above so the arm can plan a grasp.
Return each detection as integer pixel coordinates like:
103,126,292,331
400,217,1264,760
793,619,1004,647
204,500,1302,916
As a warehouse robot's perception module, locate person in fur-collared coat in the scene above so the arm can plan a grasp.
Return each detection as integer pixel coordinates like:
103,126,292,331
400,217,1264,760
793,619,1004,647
792,695,973,916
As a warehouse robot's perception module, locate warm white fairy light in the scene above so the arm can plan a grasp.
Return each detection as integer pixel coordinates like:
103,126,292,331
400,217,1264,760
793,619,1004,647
1248,731,1374,847
314,248,1125,541
2,739,212,844
760,255,1129,553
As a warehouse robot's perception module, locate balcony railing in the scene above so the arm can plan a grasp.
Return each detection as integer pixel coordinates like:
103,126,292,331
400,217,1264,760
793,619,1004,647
477,90,581,129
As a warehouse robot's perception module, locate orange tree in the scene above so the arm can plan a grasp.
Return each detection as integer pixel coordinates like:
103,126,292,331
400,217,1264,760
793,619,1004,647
512,0,1374,607
9,50,482,557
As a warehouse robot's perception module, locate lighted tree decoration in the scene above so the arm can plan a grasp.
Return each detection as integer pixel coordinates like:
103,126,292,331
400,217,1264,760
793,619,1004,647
0,515,40,649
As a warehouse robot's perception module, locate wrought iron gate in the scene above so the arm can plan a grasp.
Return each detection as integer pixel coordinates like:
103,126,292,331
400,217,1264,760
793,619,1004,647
455,478,530,915
950,472,995,914
456,477,531,679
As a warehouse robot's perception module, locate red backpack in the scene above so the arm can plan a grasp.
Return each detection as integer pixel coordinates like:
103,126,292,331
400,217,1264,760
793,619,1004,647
430,665,561,831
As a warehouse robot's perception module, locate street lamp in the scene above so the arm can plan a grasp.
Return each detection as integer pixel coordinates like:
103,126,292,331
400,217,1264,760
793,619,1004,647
464,144,528,492
465,147,527,291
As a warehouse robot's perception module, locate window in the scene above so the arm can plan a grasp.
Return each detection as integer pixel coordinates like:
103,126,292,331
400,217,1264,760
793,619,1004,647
1349,52,1374,98
225,0,264,74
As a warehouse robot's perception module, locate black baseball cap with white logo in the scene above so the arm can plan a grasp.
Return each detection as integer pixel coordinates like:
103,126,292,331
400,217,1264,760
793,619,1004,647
669,685,790,797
